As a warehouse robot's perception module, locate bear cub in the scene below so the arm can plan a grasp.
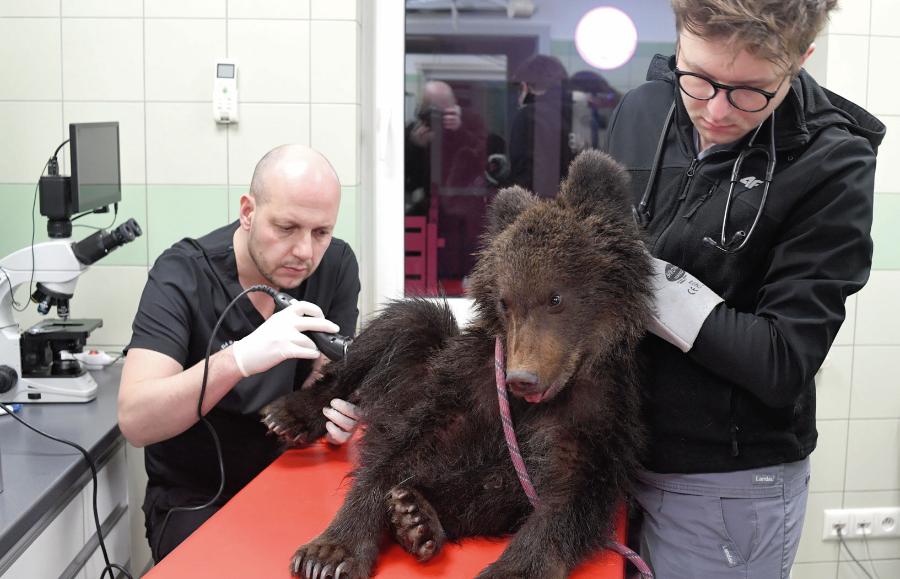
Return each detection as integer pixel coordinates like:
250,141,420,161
263,150,653,579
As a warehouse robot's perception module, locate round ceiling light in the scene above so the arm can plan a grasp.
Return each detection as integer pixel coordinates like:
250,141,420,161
575,7,638,70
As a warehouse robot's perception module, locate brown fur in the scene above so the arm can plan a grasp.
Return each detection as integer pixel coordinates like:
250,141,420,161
263,150,653,578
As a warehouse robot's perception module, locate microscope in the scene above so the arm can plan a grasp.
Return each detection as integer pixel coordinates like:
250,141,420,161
0,122,142,404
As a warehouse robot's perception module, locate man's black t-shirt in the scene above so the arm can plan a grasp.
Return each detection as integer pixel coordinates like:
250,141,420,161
127,221,360,500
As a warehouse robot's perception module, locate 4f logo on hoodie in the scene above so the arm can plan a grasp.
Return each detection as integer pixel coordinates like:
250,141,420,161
739,176,764,189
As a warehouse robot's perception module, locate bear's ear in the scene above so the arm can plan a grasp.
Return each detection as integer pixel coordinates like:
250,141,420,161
559,150,632,221
486,185,539,238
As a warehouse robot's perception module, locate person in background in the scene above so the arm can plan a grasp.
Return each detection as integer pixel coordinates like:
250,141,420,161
602,1,885,577
508,53,573,198
405,79,490,290
118,144,362,561
404,79,487,216
569,70,621,152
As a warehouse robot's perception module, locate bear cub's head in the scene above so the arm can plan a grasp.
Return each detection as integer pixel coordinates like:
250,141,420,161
468,150,653,404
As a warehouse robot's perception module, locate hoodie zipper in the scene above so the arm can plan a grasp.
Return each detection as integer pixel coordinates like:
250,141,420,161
729,386,740,457
652,156,703,253
683,180,719,220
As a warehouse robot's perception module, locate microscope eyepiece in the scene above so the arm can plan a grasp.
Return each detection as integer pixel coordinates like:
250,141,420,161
72,218,143,266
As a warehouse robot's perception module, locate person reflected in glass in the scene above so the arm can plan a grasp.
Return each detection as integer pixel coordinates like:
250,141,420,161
404,80,487,216
569,70,621,153
508,54,573,198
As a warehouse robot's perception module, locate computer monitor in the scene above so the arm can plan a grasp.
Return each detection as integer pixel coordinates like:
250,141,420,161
69,122,121,213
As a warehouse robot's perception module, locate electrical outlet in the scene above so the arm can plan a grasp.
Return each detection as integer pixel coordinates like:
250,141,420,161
874,507,900,538
823,509,851,540
852,510,875,537
824,507,900,540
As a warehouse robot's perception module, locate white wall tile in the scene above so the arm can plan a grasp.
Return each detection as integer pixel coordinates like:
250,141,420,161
0,19,61,100
62,19,143,101
77,265,148,347
310,21,358,104
871,0,900,37
311,0,357,20
146,103,227,184
867,37,900,116
824,35,869,108
838,559,900,579
804,33,828,85
856,271,900,345
228,20,310,102
812,420,848,492
817,346,853,420
828,0,870,35
791,562,837,579
0,102,63,183
62,0,143,17
63,102,146,185
227,0,309,19
145,0,225,18
850,346,900,419
796,491,842,563
843,491,900,560
145,19,226,101
834,295,856,346
845,419,900,491
873,116,900,194
311,104,358,185
227,103,310,186
0,0,58,16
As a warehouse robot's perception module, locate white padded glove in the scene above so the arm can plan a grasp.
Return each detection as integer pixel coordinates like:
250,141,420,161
322,398,360,445
648,257,723,352
231,300,339,377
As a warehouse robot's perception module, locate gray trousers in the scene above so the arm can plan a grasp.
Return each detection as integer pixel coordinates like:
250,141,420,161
632,458,810,579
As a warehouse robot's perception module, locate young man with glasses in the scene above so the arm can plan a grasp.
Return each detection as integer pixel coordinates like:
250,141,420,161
602,1,885,577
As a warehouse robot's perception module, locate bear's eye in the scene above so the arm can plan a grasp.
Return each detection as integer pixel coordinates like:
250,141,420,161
498,298,508,313
549,294,562,308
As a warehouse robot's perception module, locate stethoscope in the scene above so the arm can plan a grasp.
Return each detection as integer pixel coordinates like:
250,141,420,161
632,100,777,253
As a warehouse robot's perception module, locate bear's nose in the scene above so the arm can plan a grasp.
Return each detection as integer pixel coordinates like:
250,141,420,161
505,370,539,392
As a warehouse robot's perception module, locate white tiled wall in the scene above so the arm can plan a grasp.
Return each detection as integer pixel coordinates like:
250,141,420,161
0,0,360,574
799,1,900,575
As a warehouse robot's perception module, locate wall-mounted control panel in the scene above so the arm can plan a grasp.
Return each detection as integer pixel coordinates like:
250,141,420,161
214,60,239,124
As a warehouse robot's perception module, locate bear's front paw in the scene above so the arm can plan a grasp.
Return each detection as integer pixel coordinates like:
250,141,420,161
261,391,329,447
291,538,371,579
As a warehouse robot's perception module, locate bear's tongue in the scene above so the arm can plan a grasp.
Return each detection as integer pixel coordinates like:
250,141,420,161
524,392,544,403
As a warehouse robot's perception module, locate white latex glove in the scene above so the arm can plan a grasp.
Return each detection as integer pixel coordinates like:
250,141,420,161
322,398,360,445
231,300,339,377
648,256,723,352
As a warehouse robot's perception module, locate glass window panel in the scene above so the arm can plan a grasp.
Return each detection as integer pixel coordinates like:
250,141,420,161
403,1,675,297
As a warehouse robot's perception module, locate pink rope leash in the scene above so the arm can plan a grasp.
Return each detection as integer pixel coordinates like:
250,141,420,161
494,337,654,579
495,337,542,507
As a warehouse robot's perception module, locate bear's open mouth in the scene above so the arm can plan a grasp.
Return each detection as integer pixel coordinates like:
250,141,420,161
515,380,565,404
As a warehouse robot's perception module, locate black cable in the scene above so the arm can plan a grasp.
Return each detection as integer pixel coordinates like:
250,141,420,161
4,156,54,313
0,402,134,579
837,528,874,579
153,284,278,562
73,203,119,230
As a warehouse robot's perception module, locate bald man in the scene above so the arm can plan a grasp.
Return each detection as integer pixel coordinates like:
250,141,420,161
119,145,361,560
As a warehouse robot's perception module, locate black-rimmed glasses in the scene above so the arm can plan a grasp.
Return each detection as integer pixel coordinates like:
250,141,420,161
674,67,782,113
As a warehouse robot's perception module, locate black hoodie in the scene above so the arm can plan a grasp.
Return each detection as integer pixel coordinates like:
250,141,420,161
604,55,886,473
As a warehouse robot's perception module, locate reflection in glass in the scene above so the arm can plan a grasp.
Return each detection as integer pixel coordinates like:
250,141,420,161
403,1,674,297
